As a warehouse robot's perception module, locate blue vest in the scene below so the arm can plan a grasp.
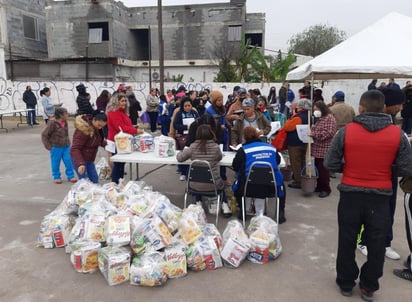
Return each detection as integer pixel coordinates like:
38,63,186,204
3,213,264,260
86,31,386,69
243,142,284,196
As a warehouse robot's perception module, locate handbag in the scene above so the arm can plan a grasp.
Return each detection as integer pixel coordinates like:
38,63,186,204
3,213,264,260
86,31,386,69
399,176,412,193
271,128,288,151
175,134,188,150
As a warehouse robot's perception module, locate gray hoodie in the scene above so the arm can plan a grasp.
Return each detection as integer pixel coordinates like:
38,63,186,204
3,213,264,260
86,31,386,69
324,112,412,195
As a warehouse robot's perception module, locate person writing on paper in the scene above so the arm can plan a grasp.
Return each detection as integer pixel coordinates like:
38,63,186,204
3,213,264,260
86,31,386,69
230,98,271,147
176,124,232,217
173,97,199,181
232,126,286,223
308,101,336,198
106,93,144,184
283,98,312,189
70,110,108,183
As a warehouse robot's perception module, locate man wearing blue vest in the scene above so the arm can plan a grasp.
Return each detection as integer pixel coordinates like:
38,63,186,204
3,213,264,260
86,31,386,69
324,90,412,301
232,126,286,223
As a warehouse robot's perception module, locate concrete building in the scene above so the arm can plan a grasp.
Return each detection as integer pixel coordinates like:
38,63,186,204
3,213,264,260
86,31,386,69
3,0,265,82
0,0,48,60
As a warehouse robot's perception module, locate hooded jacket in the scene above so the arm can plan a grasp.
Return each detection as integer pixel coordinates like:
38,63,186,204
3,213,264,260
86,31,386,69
231,110,271,146
324,113,412,196
70,115,106,166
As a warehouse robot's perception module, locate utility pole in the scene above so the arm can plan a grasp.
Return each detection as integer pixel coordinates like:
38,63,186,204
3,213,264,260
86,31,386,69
148,25,152,89
157,0,164,94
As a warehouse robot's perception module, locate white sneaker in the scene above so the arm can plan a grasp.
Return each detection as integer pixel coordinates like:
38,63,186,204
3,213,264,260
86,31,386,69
196,201,202,206
221,202,232,217
357,244,368,256
208,203,217,214
179,175,186,181
385,247,401,260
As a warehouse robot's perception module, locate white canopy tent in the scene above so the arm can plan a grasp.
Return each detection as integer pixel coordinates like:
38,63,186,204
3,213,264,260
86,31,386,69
286,12,412,81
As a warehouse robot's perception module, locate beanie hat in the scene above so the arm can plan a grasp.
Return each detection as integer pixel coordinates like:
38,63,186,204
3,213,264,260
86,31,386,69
383,88,405,107
210,90,223,102
242,98,255,108
333,90,345,101
237,87,247,95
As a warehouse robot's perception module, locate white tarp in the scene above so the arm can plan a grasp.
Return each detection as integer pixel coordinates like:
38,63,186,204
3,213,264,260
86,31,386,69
286,12,412,81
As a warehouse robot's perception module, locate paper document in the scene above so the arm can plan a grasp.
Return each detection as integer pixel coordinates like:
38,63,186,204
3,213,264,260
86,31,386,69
105,140,116,153
296,125,313,143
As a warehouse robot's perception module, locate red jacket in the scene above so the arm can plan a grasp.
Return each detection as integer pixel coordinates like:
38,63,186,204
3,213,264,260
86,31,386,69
107,109,137,141
70,115,106,166
342,123,400,189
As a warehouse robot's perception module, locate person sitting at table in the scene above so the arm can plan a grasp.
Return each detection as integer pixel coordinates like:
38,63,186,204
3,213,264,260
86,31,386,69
106,93,144,184
176,124,231,217
173,97,199,181
232,126,286,223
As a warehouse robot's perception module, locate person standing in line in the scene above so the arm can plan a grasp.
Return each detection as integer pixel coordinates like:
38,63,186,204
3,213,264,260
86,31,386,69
22,86,39,125
125,86,142,126
329,91,355,130
283,98,311,189
96,90,111,112
70,111,107,184
387,78,401,90
106,93,144,184
267,86,277,105
146,87,160,133
158,94,171,136
309,101,336,198
226,87,247,125
368,79,377,90
76,83,94,115
393,175,412,281
41,107,77,184
40,87,62,124
324,90,412,301
401,86,412,134
357,88,406,260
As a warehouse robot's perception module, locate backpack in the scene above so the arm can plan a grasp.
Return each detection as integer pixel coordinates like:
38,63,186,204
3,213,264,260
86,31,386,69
399,176,412,193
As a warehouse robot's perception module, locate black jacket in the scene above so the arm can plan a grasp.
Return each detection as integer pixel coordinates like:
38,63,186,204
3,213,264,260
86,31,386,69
76,95,94,115
23,90,37,107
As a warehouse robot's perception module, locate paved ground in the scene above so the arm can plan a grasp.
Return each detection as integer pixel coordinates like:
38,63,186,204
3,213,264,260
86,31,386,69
0,118,410,302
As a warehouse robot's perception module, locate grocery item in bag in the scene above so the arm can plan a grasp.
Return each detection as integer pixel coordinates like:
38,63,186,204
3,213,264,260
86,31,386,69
138,132,154,153
114,128,133,154
164,242,187,279
130,252,168,286
98,246,131,286
106,215,131,247
70,240,101,273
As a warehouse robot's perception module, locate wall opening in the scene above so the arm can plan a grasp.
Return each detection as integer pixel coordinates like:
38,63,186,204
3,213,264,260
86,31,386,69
131,29,149,60
88,22,109,43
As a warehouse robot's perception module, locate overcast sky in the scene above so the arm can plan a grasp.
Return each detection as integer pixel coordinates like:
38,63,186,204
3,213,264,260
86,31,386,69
120,0,412,53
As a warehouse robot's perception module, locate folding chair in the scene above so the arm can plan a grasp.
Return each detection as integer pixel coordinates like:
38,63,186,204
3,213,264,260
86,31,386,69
183,159,223,226
241,161,279,228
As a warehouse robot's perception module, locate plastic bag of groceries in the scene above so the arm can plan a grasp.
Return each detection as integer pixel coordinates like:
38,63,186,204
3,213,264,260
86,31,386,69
114,128,133,154
137,132,154,153
67,179,101,207
178,204,207,245
130,252,168,286
246,215,282,263
164,242,187,279
122,180,147,195
78,197,117,218
105,214,131,247
154,135,176,157
220,220,251,268
69,240,101,273
186,235,223,271
68,213,107,247
98,246,131,286
103,182,129,208
131,215,173,252
203,223,223,250
37,214,75,248
150,195,182,234
129,216,148,256
96,157,112,181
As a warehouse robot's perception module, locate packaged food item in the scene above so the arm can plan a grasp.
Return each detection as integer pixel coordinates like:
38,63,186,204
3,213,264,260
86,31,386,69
178,212,202,245
70,240,101,273
246,215,282,263
98,246,131,286
138,132,154,153
203,223,222,250
220,220,251,268
154,135,176,157
130,252,168,286
106,215,131,247
37,214,74,249
114,129,133,154
164,242,187,278
83,214,106,242
131,215,172,252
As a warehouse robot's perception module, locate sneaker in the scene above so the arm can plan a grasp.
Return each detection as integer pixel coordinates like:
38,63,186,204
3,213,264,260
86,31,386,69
196,201,202,206
54,179,62,184
221,202,232,218
393,268,412,281
69,178,78,183
385,247,401,260
224,179,232,186
357,244,368,256
360,287,374,302
179,175,186,181
339,287,353,297
33,122,40,125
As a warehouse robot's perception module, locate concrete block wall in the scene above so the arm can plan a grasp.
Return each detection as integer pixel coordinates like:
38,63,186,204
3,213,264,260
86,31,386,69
1,0,48,58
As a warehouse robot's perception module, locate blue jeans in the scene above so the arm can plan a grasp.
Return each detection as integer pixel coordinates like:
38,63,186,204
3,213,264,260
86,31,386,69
73,159,99,183
26,106,37,124
111,161,125,184
148,111,159,132
50,146,75,180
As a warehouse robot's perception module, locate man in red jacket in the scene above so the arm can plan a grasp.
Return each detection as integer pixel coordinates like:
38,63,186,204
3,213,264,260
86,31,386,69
324,90,412,301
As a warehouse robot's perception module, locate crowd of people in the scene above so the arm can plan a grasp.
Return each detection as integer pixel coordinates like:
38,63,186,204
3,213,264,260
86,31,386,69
32,78,412,299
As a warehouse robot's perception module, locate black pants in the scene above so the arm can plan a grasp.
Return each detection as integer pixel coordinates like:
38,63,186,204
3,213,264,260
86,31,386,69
404,193,412,270
147,111,159,132
336,191,390,292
